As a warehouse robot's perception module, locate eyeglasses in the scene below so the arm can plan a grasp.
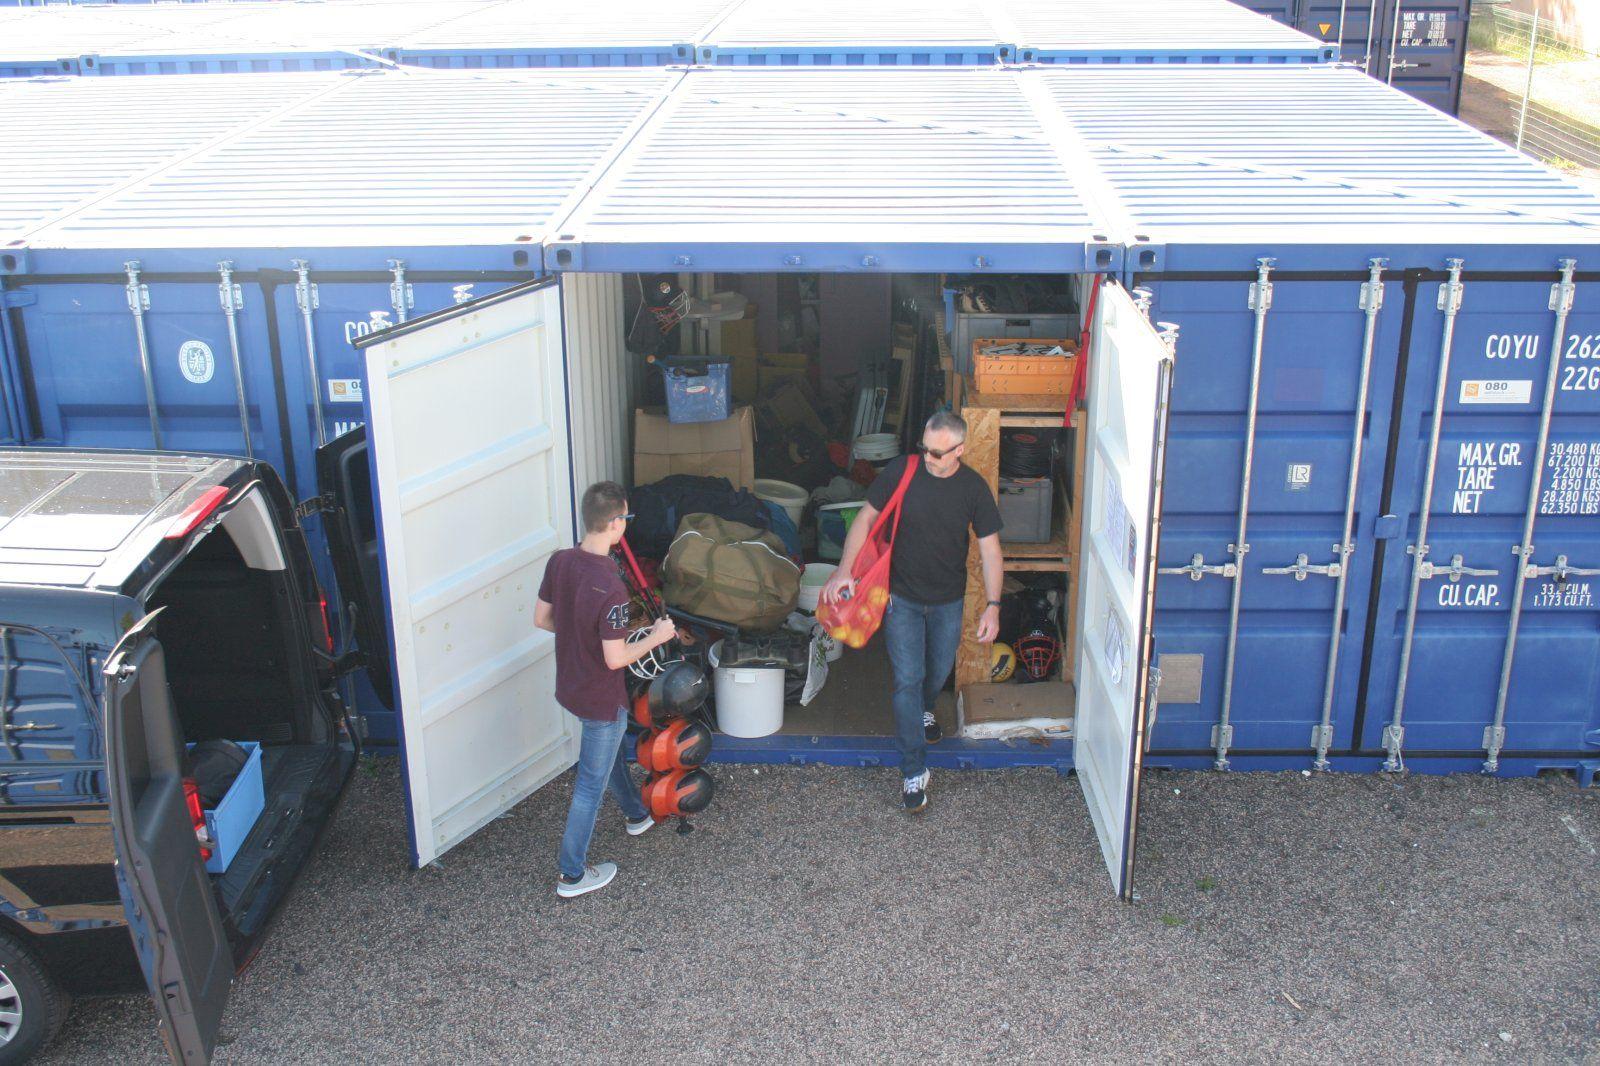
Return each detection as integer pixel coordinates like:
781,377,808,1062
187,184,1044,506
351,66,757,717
612,512,636,523
917,442,963,460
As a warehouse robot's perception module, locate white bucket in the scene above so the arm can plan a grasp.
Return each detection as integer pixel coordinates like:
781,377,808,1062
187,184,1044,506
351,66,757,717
753,478,808,529
797,563,834,613
852,433,899,462
714,661,786,739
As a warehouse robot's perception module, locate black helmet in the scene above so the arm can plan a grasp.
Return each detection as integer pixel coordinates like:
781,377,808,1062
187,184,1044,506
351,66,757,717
646,661,709,723
186,739,250,806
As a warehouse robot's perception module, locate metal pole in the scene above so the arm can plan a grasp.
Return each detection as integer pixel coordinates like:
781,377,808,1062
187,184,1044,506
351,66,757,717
389,258,411,324
1485,258,1578,773
123,260,161,449
1514,9,1539,152
1313,258,1388,770
217,260,253,457
1214,257,1274,771
292,259,327,448
1385,258,1465,772
1337,0,1350,56
1363,0,1380,71
1385,0,1406,83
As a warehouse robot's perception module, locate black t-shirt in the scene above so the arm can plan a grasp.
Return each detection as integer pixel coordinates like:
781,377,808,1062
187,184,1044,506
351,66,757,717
866,455,1003,606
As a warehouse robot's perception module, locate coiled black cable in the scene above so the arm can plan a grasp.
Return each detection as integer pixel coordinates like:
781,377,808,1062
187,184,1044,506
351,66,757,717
1000,429,1057,478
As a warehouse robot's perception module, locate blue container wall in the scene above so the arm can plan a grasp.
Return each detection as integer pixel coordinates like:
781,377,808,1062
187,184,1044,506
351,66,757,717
2,262,533,744
1145,272,1406,759
392,47,693,69
1360,269,1600,759
702,46,1007,66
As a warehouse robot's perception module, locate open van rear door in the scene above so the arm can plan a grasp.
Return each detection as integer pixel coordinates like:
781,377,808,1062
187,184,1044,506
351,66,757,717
1074,281,1178,900
351,279,579,867
315,425,395,709
104,610,232,1064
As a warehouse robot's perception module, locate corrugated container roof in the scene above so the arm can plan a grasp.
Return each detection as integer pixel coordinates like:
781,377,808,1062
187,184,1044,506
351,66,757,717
0,72,341,245
394,0,733,60
4,64,1599,275
18,69,677,257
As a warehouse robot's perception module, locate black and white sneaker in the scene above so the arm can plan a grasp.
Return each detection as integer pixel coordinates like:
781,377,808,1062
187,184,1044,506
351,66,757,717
902,770,930,813
923,711,943,744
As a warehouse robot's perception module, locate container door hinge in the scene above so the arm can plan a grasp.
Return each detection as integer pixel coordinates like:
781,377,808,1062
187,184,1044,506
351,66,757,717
1372,514,1402,540
2,291,36,309
1158,553,1237,581
1210,723,1233,750
294,493,335,522
1482,725,1506,752
1309,723,1334,751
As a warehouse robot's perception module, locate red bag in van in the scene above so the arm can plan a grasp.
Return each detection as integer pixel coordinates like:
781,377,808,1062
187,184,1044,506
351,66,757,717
816,456,919,649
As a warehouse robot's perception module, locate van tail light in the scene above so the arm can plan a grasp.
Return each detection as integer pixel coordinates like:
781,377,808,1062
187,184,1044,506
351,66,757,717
165,486,231,540
318,592,335,654
183,777,213,862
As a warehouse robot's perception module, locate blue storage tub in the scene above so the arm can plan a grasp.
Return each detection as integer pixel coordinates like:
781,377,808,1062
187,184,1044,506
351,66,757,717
663,362,731,424
187,741,265,875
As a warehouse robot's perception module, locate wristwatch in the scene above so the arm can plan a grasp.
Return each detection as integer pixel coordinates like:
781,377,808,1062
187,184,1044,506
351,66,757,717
986,600,1001,609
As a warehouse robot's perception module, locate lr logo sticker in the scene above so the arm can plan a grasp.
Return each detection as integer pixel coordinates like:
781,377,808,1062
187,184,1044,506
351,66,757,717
1286,462,1312,492
178,340,215,384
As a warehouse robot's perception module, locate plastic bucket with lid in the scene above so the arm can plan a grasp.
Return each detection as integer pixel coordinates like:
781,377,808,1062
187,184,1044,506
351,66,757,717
753,478,808,529
708,639,785,738
852,433,899,462
798,562,834,613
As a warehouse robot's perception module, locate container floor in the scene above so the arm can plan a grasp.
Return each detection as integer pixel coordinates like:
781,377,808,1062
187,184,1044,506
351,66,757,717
777,642,957,738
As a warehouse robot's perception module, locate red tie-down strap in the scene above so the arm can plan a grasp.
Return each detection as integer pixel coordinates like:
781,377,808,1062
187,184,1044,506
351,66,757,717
1068,278,1102,424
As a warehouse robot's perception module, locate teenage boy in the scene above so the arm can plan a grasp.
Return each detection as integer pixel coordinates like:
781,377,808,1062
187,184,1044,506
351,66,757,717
536,481,676,898
821,412,1003,813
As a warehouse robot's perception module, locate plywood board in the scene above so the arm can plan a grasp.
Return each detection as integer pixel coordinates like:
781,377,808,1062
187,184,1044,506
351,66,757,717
956,404,1000,690
960,680,1075,725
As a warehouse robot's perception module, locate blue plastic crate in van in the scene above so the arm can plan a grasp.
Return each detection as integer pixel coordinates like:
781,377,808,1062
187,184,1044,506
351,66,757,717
186,740,264,874
663,362,731,424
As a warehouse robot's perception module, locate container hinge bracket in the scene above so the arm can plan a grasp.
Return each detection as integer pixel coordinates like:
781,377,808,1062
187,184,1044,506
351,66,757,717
1372,514,1402,540
1210,723,1233,750
293,269,319,314
1416,553,1498,582
1482,725,1506,752
218,280,243,312
1310,723,1334,751
1522,554,1600,583
2,291,36,309
1261,553,1341,581
1359,278,1385,312
1131,287,1153,318
294,493,336,522
124,277,149,313
1550,275,1576,314
1248,279,1273,311
1436,275,1464,314
1158,553,1236,582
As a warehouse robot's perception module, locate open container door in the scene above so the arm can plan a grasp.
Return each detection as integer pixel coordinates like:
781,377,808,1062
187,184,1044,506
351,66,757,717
104,610,232,1064
1074,281,1178,900
352,278,579,868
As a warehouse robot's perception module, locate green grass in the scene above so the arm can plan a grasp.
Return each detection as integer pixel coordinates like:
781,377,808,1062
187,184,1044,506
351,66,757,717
1195,875,1217,893
1160,914,1186,928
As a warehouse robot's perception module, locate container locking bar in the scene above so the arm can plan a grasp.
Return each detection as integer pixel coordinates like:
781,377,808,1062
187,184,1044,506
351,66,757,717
1212,257,1275,770
1485,259,1580,773
1414,553,1499,582
1261,553,1342,581
1522,555,1600,583
217,261,252,458
123,261,160,449
389,258,413,324
1386,259,1466,773
292,259,326,448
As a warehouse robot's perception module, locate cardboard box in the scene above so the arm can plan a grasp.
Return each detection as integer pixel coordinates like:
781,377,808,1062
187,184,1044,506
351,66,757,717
758,363,809,395
762,352,809,370
718,318,759,358
634,405,755,489
731,351,760,404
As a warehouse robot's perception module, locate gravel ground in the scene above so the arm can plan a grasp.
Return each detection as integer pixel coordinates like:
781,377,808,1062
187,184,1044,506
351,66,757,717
41,757,1600,1064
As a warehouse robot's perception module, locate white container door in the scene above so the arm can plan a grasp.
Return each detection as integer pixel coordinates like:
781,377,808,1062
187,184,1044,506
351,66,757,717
1074,281,1178,899
356,278,579,867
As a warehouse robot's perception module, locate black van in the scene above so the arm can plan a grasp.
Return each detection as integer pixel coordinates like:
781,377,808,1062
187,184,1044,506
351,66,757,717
0,443,379,1063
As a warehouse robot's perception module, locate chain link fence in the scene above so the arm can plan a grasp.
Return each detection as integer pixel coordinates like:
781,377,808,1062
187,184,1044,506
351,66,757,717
1467,1,1600,176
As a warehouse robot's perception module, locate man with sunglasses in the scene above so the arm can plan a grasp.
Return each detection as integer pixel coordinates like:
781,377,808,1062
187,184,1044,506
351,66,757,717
821,412,1004,812
536,481,676,897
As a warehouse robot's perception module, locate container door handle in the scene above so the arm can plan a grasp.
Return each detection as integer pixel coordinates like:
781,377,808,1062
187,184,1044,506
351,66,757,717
1158,552,1237,582
1260,553,1342,581
1415,553,1499,581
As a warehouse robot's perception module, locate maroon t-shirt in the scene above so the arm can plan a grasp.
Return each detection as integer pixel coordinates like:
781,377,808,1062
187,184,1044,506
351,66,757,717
537,548,632,721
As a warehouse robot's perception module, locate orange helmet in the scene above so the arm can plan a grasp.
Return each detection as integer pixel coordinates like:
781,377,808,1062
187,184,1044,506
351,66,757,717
641,768,716,819
635,719,714,774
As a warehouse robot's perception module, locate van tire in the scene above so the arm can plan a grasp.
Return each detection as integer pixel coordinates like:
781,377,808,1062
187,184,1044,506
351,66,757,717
0,932,69,1064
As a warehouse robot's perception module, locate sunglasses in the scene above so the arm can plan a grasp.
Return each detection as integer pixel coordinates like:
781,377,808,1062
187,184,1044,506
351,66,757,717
917,442,963,460
611,512,636,523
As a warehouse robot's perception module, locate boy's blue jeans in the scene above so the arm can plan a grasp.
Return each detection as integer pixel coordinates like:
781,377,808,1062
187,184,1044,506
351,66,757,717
558,705,648,880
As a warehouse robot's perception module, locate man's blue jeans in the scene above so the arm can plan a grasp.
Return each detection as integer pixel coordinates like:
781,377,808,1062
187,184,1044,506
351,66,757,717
883,594,964,779
558,705,648,880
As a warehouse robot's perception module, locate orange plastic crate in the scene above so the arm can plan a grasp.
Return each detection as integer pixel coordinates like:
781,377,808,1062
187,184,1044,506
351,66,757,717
972,337,1078,396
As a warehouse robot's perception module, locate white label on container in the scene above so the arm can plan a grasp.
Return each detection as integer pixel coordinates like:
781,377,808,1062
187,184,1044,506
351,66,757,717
1460,379,1532,405
178,340,214,384
1103,600,1127,687
1286,462,1312,491
328,379,364,404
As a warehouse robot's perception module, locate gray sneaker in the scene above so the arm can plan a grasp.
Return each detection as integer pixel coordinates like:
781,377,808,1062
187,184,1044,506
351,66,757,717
556,862,617,898
626,815,655,837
